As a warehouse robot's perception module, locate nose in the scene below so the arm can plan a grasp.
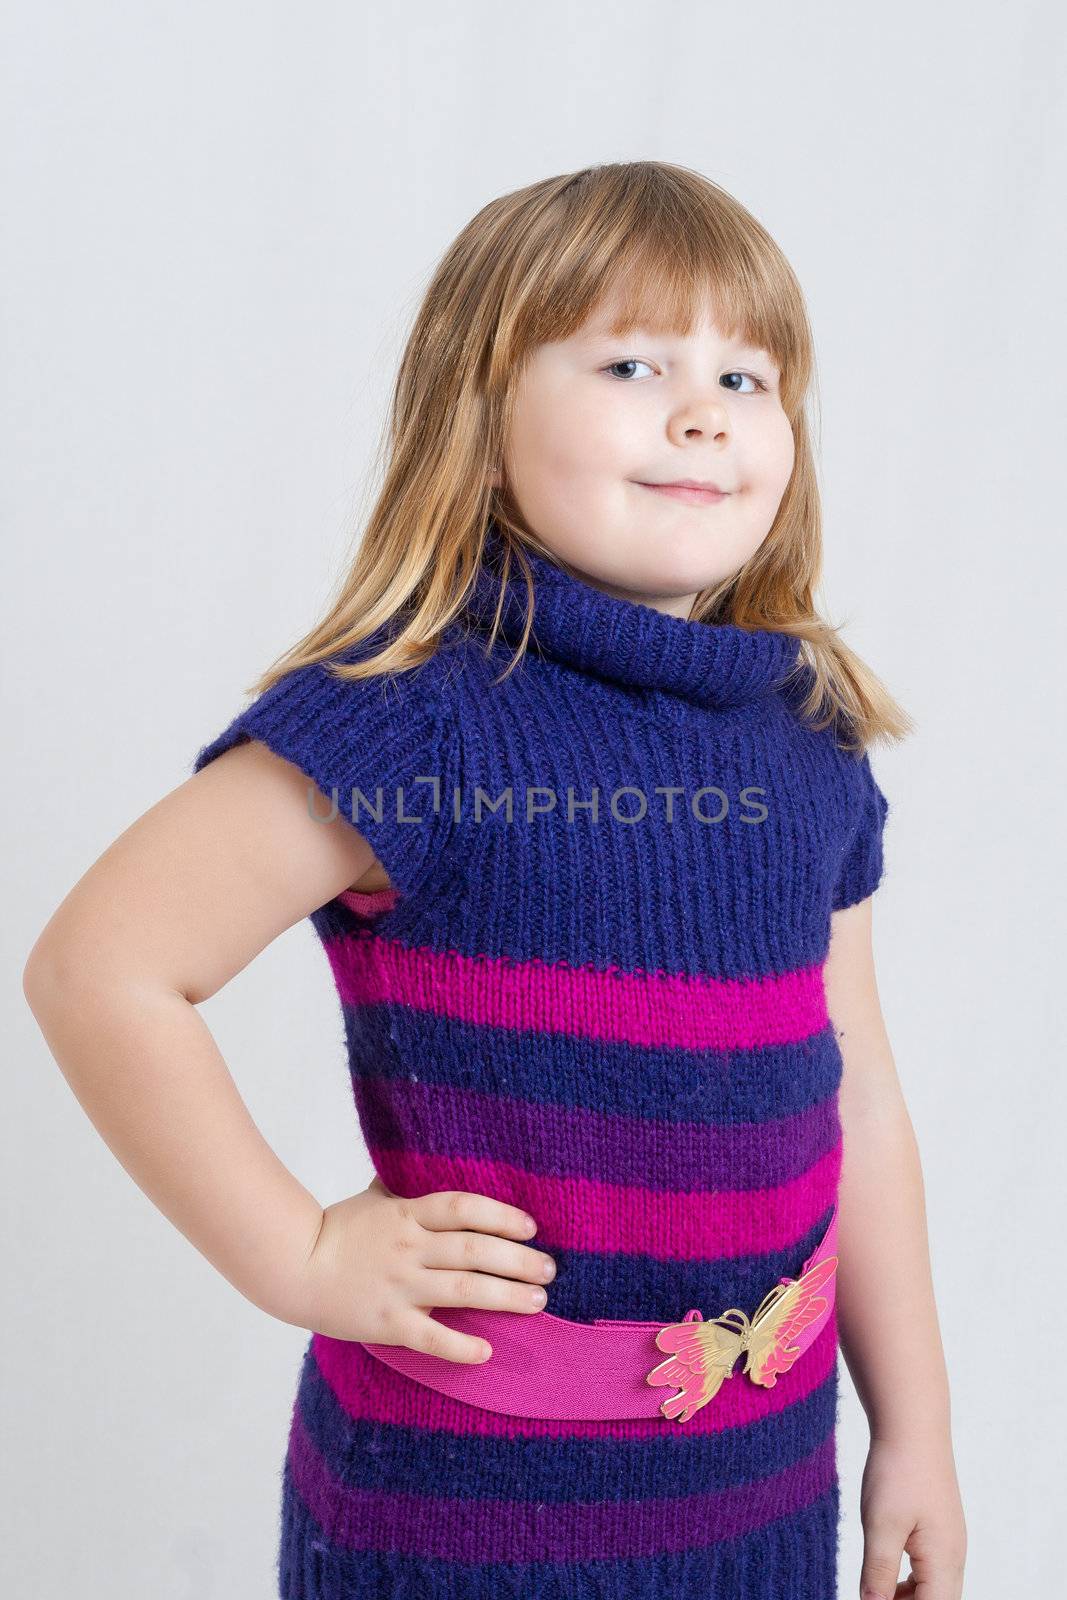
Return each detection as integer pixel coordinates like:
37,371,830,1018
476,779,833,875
670,390,731,443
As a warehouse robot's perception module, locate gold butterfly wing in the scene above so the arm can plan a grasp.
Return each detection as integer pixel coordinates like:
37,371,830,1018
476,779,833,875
743,1255,838,1388
645,1315,745,1423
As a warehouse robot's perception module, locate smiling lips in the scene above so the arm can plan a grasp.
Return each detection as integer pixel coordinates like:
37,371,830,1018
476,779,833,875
637,481,731,506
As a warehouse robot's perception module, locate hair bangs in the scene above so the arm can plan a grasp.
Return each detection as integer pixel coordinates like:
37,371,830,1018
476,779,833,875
504,174,810,402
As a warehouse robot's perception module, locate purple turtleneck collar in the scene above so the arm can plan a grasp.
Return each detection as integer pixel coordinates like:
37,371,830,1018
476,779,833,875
462,523,802,712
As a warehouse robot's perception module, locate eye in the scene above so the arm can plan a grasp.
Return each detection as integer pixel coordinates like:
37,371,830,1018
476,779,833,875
601,358,656,381
721,371,770,394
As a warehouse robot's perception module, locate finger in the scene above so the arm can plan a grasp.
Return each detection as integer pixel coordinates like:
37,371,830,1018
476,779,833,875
412,1264,550,1315
420,1227,556,1287
860,1539,904,1599
410,1188,538,1243
400,1309,495,1365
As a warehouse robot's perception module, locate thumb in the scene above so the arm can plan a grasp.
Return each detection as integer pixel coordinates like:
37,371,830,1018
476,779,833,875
859,1536,902,1599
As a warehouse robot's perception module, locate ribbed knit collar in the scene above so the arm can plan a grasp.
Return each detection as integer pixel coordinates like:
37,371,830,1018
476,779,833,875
463,523,801,711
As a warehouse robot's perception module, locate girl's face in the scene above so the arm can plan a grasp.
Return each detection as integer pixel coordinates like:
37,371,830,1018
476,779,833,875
497,291,796,619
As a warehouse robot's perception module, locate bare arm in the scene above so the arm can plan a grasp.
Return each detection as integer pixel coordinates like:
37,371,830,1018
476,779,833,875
826,895,951,1440
826,897,967,1596
22,741,379,1324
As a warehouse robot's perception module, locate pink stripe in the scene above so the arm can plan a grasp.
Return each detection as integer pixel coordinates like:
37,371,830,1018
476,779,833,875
337,886,400,916
368,1142,842,1259
310,1311,837,1440
324,933,829,1051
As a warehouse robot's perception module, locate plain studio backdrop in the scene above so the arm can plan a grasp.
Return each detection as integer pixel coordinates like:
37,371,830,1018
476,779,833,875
3,4,1063,1596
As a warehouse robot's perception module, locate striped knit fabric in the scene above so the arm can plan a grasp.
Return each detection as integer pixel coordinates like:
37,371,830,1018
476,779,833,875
192,522,890,1599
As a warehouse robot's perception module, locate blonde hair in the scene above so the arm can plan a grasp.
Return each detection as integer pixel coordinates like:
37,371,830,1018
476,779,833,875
248,159,912,753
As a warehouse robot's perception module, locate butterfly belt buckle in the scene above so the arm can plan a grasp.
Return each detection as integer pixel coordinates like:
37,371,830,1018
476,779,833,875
645,1210,840,1424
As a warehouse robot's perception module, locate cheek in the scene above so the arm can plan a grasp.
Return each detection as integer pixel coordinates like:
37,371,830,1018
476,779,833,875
558,392,637,467
506,412,565,493
512,388,604,477
535,414,630,495
754,411,795,492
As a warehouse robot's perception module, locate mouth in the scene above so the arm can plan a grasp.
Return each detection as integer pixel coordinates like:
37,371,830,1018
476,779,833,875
635,482,731,506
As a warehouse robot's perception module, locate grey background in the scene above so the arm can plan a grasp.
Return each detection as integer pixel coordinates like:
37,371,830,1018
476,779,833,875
5,2,1063,1594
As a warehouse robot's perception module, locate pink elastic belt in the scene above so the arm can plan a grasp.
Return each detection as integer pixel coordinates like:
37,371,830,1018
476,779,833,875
362,1207,838,1424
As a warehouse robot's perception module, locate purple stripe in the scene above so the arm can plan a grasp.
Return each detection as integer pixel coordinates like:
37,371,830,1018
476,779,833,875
287,1403,835,1560
359,1075,840,1191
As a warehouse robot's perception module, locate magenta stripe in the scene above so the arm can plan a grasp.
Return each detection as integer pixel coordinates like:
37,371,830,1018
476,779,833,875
337,885,400,916
287,1399,835,1560
367,1142,841,1259
311,1312,837,1440
324,932,829,1051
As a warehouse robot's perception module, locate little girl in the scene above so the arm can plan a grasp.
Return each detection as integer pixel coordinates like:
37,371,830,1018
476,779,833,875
24,161,966,1600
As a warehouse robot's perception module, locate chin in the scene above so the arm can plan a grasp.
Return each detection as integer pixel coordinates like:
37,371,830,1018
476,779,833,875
641,555,724,595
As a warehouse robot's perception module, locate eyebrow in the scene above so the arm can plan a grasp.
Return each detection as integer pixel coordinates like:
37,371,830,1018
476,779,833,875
578,326,767,353
577,326,655,343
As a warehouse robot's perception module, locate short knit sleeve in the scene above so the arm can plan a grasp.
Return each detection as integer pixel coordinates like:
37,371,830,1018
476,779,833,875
191,633,461,905
831,750,891,912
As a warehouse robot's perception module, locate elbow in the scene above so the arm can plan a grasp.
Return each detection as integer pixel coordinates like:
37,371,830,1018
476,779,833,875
25,925,192,1021
23,906,103,1019
22,931,76,1020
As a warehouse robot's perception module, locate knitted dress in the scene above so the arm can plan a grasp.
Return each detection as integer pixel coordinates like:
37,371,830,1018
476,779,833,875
192,524,890,1600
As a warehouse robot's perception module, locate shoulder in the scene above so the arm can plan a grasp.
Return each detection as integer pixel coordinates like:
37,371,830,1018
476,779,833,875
195,623,462,768
191,623,471,906
771,664,892,910
775,662,886,786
